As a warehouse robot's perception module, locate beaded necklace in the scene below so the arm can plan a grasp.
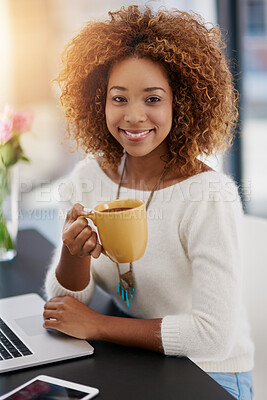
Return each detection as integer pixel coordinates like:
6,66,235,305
115,156,169,308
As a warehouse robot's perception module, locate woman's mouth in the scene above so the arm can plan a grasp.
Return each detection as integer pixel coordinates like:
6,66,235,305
119,128,154,141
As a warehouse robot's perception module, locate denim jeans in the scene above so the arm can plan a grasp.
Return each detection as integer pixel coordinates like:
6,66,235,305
207,371,254,400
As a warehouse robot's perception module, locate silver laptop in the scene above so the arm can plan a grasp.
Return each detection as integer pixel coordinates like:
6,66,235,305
0,293,94,373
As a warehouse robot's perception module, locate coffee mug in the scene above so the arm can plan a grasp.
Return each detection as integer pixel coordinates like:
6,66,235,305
82,198,147,263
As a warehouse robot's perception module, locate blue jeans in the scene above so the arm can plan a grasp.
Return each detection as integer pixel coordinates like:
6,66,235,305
207,372,254,399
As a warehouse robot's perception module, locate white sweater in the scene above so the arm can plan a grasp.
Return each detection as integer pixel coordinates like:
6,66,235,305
45,157,254,373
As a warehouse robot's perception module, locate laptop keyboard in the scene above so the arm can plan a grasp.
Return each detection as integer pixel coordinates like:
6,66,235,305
0,318,33,360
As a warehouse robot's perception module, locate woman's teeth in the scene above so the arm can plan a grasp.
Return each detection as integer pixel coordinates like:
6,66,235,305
123,129,151,137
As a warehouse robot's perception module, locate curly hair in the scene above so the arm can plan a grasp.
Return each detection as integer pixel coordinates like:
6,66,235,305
57,5,238,175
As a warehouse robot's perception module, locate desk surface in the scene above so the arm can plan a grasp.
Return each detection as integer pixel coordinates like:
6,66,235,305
0,229,234,399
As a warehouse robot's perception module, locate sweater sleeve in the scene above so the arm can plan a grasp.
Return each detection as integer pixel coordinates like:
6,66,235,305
161,176,244,361
43,170,96,304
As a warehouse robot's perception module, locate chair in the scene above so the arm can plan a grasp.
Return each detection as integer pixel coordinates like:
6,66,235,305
243,214,267,400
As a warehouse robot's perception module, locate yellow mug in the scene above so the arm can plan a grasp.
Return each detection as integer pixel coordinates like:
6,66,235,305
83,198,147,263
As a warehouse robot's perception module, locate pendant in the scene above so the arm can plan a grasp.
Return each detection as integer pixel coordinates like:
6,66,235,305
114,156,168,308
116,263,135,308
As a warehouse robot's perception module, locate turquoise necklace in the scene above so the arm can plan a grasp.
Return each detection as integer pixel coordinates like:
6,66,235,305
115,156,168,308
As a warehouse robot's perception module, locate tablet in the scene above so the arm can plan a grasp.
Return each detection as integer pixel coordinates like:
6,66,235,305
0,375,99,400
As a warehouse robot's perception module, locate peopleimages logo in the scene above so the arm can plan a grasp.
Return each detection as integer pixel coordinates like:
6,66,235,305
18,208,57,221
18,175,252,221
19,176,252,203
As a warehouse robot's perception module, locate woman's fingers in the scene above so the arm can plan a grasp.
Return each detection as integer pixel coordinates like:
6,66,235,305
43,296,99,339
63,203,102,257
43,309,57,319
44,296,62,305
43,319,58,329
64,222,98,257
64,218,88,241
43,297,67,324
44,297,63,310
79,231,99,256
66,225,102,258
90,242,102,258
66,203,85,222
68,226,94,255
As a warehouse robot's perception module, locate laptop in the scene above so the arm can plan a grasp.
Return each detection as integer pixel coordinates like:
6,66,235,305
0,293,94,373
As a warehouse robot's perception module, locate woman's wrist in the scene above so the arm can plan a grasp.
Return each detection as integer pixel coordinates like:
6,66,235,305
55,244,91,291
96,314,163,352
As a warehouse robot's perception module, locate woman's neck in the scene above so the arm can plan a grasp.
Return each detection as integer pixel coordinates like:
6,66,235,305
123,152,167,187
99,148,212,191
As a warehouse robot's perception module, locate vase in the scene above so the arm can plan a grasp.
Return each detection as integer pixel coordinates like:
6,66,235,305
0,165,18,261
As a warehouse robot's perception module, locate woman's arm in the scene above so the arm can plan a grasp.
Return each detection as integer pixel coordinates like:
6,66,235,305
44,203,101,300
43,295,163,352
55,203,102,290
101,314,163,352
55,244,91,291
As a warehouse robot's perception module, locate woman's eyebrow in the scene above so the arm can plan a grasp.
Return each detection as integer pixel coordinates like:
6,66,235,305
109,86,166,92
144,87,166,93
109,86,127,92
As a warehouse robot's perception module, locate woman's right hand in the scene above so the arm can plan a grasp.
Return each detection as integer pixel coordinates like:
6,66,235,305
62,203,102,258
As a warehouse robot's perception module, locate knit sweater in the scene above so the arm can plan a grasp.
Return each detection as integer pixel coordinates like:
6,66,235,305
45,157,254,373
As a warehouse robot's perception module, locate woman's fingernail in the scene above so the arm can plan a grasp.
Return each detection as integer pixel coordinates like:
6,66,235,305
82,207,93,214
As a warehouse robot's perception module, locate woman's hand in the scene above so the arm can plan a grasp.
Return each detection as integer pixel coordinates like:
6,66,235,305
43,296,104,340
43,297,163,352
63,203,101,258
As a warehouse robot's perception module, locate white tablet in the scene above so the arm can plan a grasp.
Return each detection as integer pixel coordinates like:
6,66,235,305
0,375,99,400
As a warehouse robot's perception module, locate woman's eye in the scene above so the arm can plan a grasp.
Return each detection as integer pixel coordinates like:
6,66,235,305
146,96,160,103
112,96,126,103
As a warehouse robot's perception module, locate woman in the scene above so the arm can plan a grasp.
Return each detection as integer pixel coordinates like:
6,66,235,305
44,6,254,399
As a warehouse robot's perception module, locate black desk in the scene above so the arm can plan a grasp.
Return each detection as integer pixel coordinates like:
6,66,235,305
0,229,234,399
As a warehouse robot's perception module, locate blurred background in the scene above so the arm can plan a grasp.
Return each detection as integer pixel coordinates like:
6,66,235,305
0,0,266,398
1,0,266,218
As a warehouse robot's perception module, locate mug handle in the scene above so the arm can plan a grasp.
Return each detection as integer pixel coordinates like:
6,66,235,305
78,209,96,223
78,211,108,257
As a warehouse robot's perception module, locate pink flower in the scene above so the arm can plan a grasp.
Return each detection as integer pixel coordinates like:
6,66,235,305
0,104,34,145
0,113,13,145
13,110,34,134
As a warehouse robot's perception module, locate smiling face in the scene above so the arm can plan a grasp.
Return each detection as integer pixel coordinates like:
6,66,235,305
105,57,173,159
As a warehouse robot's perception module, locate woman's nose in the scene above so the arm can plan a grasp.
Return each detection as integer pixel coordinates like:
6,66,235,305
124,103,147,124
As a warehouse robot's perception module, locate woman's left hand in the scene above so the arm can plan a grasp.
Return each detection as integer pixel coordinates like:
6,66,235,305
43,296,104,340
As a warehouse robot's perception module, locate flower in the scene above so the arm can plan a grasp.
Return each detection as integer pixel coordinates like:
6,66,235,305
0,104,34,257
13,110,34,135
0,104,33,168
0,115,13,144
0,104,14,144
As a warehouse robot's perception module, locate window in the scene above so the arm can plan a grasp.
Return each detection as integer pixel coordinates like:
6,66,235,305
243,0,267,217
246,0,267,35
